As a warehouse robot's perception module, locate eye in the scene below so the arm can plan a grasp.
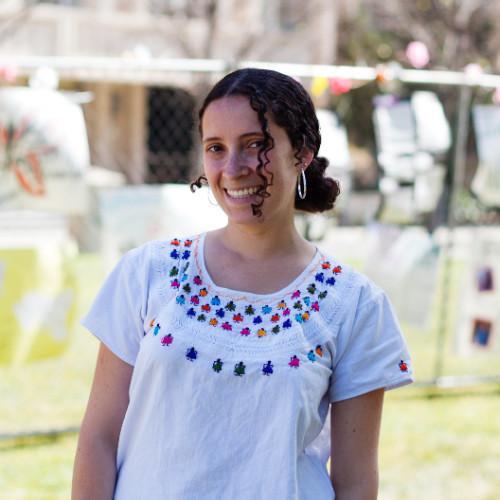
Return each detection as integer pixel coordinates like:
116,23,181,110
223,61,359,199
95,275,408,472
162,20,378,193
248,140,264,149
206,144,223,153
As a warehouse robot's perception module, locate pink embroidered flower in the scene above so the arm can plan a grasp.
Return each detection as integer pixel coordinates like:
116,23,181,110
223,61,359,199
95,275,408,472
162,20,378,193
193,275,202,285
288,355,300,368
240,327,251,336
311,301,320,312
283,308,291,316
161,334,173,346
190,295,200,305
171,279,180,289
222,322,232,331
292,290,301,299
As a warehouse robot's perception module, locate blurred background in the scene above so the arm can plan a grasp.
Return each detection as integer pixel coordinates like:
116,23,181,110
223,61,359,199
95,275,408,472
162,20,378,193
0,0,499,498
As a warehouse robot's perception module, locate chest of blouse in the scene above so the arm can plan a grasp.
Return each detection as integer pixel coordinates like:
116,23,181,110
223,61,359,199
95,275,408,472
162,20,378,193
138,234,351,397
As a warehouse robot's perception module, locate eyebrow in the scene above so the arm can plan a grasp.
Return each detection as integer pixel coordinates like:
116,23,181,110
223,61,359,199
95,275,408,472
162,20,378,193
202,131,264,143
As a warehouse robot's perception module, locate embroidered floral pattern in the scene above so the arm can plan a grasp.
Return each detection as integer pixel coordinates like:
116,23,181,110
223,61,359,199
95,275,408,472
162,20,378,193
399,360,408,372
167,236,343,338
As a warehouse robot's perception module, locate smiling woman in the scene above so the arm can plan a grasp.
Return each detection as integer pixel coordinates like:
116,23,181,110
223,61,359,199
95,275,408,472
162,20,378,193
73,68,413,500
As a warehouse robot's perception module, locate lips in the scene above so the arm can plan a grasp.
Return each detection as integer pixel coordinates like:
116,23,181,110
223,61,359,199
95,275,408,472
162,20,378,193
224,186,261,199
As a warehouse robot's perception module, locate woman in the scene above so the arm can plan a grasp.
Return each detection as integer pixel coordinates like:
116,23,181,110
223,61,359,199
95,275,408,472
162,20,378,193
72,68,413,499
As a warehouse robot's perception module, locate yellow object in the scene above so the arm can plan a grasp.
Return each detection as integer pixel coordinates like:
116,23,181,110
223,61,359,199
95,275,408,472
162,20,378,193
0,245,77,365
311,77,329,97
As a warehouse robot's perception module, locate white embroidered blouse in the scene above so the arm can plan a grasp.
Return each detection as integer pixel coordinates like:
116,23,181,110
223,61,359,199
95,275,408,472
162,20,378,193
82,232,413,500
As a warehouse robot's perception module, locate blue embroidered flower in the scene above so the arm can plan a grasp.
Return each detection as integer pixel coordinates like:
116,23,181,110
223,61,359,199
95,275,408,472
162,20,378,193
170,249,180,259
186,347,197,361
283,319,292,329
261,305,272,314
315,272,324,283
187,308,196,317
181,250,190,260
295,313,304,323
181,273,189,282
307,350,316,362
253,315,263,324
326,277,336,286
215,308,225,318
262,361,273,375
304,296,311,306
211,296,221,306
176,295,185,305
153,323,161,336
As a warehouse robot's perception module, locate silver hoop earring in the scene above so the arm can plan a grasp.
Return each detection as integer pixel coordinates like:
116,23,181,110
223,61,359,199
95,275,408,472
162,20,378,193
207,186,218,206
297,167,307,200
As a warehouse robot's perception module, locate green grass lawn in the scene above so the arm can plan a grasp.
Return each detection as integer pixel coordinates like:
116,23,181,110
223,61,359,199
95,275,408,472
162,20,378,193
1,253,500,499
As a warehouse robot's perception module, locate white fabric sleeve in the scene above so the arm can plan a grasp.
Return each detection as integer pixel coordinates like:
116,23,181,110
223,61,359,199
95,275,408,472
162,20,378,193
329,281,413,403
81,245,151,366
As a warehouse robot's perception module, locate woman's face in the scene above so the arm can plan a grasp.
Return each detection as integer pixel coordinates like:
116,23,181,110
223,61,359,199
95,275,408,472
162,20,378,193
201,95,302,226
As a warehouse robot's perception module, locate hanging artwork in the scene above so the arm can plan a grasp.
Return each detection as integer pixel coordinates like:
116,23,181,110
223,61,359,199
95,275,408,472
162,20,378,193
471,319,493,348
477,266,494,292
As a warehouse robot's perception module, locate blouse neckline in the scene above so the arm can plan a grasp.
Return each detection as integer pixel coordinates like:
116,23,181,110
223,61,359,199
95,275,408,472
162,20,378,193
194,232,323,302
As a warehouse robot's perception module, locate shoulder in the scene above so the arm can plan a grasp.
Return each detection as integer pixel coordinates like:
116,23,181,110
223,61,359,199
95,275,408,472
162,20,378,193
316,252,385,325
119,234,201,289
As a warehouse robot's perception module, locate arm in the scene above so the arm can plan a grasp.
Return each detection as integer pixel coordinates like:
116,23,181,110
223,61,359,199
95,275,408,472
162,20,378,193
330,388,384,500
72,343,133,500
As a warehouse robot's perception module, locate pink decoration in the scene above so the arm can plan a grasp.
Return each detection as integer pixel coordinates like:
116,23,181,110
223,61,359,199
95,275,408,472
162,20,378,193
0,64,19,83
492,88,500,105
329,77,352,95
405,41,430,69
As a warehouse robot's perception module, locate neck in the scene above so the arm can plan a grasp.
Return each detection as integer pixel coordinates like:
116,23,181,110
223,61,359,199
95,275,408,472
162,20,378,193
216,218,311,261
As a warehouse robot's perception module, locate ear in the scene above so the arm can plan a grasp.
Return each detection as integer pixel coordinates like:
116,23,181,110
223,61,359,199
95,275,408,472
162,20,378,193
297,147,314,171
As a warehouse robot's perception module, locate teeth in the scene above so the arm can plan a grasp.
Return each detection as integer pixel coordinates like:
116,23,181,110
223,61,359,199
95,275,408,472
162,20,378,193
226,187,259,198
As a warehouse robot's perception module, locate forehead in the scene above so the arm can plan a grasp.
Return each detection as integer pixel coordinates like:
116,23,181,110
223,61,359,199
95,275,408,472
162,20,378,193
201,96,262,137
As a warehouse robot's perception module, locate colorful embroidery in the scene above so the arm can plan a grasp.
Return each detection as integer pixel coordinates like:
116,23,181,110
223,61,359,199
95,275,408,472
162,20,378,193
186,347,197,361
153,323,161,336
307,350,316,362
262,361,274,375
289,355,300,368
399,360,408,372
161,334,173,346
234,362,246,376
168,237,342,338
212,358,223,372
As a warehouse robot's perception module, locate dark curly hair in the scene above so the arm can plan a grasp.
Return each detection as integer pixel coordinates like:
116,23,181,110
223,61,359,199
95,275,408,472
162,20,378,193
190,68,340,215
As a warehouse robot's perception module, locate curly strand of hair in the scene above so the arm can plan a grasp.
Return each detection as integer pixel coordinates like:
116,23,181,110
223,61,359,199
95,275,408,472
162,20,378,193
189,174,208,192
247,88,275,217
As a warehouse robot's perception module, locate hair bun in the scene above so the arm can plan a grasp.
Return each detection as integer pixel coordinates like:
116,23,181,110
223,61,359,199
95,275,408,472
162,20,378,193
295,156,340,212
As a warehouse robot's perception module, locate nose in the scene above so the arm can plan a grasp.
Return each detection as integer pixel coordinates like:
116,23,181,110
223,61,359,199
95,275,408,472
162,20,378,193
224,150,251,178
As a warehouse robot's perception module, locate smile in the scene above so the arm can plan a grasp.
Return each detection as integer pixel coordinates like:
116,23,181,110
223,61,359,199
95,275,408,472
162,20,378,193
225,186,261,198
